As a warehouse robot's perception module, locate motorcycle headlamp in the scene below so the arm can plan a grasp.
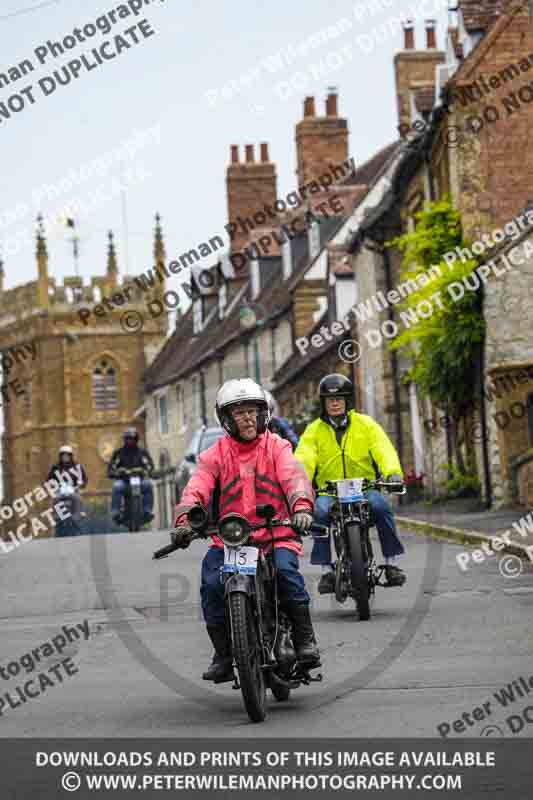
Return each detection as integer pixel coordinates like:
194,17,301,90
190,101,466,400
218,514,250,547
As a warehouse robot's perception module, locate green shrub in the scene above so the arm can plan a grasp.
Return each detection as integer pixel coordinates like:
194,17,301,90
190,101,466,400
440,463,480,498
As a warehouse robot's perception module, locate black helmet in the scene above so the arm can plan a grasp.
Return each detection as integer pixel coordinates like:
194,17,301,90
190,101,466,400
123,427,139,442
319,373,354,416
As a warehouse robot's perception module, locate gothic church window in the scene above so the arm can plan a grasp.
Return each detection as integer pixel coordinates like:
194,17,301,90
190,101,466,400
93,360,118,410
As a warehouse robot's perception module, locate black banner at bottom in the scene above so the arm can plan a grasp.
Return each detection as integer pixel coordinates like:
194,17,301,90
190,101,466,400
1,738,531,799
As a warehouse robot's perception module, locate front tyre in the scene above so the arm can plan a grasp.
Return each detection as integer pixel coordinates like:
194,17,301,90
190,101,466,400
129,494,143,532
229,593,266,723
346,522,370,621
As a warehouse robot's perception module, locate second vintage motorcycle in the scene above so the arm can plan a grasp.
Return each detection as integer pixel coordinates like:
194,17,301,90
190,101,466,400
314,477,405,620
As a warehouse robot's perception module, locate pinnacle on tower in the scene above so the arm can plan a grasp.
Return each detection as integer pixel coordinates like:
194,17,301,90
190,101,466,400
36,214,49,309
154,212,165,263
36,214,47,258
107,230,118,276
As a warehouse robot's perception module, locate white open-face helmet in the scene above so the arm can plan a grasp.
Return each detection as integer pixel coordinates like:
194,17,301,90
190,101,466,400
215,378,270,439
59,445,73,457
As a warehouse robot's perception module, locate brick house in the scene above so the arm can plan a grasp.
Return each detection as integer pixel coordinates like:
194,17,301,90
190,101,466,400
344,1,533,507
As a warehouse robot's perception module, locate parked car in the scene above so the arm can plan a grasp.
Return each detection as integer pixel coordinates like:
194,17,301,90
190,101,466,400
175,426,226,502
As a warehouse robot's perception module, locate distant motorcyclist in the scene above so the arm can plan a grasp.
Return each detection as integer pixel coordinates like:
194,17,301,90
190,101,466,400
172,378,319,683
264,390,299,450
108,428,155,524
47,445,87,519
295,373,406,593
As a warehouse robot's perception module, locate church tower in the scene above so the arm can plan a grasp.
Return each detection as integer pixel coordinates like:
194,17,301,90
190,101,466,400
0,215,167,535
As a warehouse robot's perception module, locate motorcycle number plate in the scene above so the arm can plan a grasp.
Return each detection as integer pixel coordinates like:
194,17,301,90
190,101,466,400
337,478,365,502
130,476,142,487
223,546,259,575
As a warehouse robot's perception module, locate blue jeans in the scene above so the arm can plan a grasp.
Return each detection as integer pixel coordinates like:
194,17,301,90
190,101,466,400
200,546,310,626
311,490,404,565
111,479,153,515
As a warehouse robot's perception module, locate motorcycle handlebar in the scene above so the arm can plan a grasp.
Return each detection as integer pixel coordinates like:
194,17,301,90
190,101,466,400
320,478,406,495
153,517,312,560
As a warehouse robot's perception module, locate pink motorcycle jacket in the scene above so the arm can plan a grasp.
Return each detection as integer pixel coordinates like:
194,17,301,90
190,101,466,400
174,430,314,554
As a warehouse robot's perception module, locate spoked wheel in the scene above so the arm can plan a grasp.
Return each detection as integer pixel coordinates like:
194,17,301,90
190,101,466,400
335,557,349,603
229,593,266,722
346,522,370,621
129,495,143,532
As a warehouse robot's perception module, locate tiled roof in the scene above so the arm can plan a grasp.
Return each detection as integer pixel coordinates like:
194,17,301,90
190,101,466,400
459,0,507,33
145,142,400,393
344,141,400,187
145,248,299,391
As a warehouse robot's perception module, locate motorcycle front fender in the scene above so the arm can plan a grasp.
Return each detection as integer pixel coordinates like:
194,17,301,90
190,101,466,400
224,572,255,598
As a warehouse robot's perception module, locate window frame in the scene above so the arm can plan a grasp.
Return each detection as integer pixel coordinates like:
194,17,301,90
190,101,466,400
92,359,119,411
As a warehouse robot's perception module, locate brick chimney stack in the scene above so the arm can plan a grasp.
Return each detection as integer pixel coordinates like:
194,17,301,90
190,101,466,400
394,20,445,135
295,88,349,187
226,142,278,255
426,19,437,49
404,19,415,50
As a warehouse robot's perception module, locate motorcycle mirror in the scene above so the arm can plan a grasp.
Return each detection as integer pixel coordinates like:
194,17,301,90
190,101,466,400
256,503,275,520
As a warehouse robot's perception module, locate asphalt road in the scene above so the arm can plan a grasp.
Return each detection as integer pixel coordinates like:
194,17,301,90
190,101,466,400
1,526,533,737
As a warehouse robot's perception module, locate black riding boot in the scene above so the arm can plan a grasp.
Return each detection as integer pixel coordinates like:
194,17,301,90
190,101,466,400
285,603,320,667
202,625,234,683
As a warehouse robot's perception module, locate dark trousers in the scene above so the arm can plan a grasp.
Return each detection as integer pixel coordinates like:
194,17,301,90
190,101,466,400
111,479,153,514
311,491,405,565
200,546,310,626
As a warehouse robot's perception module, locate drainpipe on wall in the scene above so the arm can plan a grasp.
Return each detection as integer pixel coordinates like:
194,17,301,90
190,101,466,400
478,283,492,508
382,244,404,468
200,370,207,426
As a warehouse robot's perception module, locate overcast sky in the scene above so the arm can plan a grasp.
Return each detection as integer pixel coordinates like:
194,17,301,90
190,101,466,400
0,0,452,293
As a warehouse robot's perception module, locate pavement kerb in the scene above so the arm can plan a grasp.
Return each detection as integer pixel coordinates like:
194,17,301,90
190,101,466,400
396,515,531,561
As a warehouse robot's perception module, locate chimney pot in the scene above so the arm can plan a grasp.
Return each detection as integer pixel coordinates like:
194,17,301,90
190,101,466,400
403,19,415,50
230,145,239,163
260,142,269,162
303,96,316,117
245,144,255,163
326,89,338,116
426,19,437,49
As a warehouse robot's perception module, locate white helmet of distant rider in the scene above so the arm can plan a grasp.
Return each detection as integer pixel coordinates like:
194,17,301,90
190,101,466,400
59,445,74,464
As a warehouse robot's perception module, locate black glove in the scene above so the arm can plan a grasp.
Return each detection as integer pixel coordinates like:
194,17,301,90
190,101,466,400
171,526,193,549
291,511,314,533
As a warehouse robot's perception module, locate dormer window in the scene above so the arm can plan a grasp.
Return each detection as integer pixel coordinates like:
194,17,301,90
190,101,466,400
250,258,260,299
193,298,203,334
282,238,292,280
308,221,320,259
218,281,227,320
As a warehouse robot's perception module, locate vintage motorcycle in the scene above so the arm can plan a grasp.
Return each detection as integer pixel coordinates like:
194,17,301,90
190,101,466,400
54,484,81,537
153,503,323,723
115,467,148,532
314,477,405,620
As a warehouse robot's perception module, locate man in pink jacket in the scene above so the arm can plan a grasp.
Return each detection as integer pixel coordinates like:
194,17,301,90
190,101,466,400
172,378,320,683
